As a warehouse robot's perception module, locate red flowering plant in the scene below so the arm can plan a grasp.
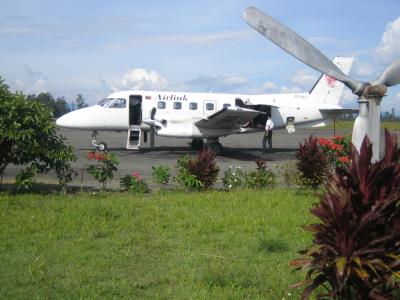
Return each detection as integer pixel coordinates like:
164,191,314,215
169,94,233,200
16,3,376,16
120,171,149,193
317,135,351,173
86,150,119,190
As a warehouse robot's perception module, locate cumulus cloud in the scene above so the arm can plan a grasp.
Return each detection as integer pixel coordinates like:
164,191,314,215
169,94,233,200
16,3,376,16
376,17,400,63
13,65,48,94
261,81,278,91
354,61,374,77
291,70,318,87
113,68,168,91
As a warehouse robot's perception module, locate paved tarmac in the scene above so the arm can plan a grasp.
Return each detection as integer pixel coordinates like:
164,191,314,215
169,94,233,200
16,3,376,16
3,127,357,189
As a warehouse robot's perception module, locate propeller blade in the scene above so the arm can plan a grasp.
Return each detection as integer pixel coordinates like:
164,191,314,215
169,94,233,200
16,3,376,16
151,107,156,120
243,7,363,94
150,128,155,147
143,131,148,143
372,59,400,87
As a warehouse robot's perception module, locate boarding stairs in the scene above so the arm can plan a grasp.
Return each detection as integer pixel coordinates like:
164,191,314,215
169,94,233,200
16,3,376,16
126,125,141,150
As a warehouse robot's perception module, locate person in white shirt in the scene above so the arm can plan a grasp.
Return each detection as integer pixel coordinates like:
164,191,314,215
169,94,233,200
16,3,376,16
263,116,274,152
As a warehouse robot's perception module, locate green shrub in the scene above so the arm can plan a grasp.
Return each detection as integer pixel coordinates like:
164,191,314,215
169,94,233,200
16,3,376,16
86,151,119,190
278,160,299,188
174,149,219,191
186,148,219,190
15,165,37,192
317,135,351,173
291,130,400,299
244,159,276,189
120,172,149,193
295,135,329,189
174,155,203,191
222,166,245,190
152,165,171,186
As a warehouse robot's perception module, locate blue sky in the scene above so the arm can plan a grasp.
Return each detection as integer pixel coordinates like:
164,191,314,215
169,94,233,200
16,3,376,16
1,0,400,111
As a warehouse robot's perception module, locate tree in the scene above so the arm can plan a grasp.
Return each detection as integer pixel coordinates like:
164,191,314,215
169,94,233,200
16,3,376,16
35,92,56,114
54,96,70,118
0,77,76,191
75,94,88,109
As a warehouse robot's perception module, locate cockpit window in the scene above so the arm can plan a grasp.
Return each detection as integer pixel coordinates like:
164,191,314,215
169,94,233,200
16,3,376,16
98,98,114,107
109,98,126,108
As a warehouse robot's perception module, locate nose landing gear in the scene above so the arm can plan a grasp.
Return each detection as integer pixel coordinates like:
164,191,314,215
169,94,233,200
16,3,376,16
91,130,108,152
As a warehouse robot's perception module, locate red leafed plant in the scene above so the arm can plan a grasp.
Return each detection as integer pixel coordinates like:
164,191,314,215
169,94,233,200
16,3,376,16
186,147,219,190
295,135,330,189
291,129,400,299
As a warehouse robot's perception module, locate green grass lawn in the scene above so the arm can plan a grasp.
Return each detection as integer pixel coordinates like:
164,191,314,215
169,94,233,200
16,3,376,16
325,120,400,131
0,190,317,299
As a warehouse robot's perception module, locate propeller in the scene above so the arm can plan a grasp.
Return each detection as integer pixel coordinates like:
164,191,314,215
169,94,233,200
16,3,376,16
244,6,400,160
149,107,156,147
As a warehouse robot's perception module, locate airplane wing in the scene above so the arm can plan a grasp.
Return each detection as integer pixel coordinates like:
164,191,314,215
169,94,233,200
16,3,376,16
195,107,263,129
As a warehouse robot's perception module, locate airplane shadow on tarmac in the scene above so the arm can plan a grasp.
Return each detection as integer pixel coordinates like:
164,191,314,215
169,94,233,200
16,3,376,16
77,146,296,162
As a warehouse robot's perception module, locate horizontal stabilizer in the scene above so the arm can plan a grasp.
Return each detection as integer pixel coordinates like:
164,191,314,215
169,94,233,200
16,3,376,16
319,108,359,116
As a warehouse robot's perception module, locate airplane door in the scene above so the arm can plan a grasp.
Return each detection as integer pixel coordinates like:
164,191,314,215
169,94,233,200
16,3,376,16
129,95,142,125
203,100,217,117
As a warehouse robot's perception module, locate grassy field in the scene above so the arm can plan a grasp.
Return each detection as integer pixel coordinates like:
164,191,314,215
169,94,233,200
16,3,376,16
0,190,317,299
325,120,400,131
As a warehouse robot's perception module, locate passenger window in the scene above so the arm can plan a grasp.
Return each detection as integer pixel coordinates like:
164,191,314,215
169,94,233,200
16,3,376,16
157,101,166,109
189,102,197,110
223,103,231,109
109,98,126,108
173,102,182,110
206,103,214,111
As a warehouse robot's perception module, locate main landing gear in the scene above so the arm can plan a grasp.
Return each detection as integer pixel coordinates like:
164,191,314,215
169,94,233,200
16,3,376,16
190,138,223,154
91,130,108,152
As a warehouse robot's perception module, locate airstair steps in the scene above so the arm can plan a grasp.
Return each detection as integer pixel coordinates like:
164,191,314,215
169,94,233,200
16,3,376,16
126,125,141,149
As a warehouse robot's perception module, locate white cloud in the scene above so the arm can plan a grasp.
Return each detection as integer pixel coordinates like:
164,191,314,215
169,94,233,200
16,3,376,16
12,65,48,95
354,61,374,77
376,17,400,63
114,68,168,91
291,70,318,87
261,81,278,91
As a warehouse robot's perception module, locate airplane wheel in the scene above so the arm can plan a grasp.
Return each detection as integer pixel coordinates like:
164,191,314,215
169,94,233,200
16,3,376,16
209,142,223,155
191,139,204,150
97,142,108,152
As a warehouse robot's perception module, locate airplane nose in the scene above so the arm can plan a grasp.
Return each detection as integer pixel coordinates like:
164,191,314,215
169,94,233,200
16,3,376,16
56,109,88,129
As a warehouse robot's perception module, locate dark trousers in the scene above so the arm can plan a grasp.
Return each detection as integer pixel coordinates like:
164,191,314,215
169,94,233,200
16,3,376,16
262,130,273,152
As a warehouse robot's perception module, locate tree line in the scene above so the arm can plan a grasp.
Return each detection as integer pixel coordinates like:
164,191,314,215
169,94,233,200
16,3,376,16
27,92,89,118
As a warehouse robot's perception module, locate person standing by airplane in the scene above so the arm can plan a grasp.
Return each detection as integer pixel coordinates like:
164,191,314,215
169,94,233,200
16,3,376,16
263,116,274,152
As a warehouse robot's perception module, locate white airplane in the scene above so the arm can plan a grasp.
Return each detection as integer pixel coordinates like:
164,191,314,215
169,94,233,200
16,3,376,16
56,57,355,154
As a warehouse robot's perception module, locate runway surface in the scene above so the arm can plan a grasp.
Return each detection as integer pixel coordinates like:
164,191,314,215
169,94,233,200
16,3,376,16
3,127,358,189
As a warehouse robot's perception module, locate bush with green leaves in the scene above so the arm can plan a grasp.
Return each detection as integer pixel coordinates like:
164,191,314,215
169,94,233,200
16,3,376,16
244,159,276,189
0,77,76,191
120,172,149,193
295,135,330,189
152,165,171,186
222,166,245,190
291,130,400,299
174,155,204,191
186,147,220,190
278,160,300,188
15,165,38,192
86,151,119,190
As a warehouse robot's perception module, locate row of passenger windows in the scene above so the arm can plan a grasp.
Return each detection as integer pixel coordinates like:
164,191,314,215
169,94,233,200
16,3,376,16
157,101,231,110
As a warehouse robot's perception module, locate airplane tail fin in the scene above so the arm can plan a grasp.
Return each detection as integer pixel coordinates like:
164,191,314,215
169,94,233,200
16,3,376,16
309,57,354,105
